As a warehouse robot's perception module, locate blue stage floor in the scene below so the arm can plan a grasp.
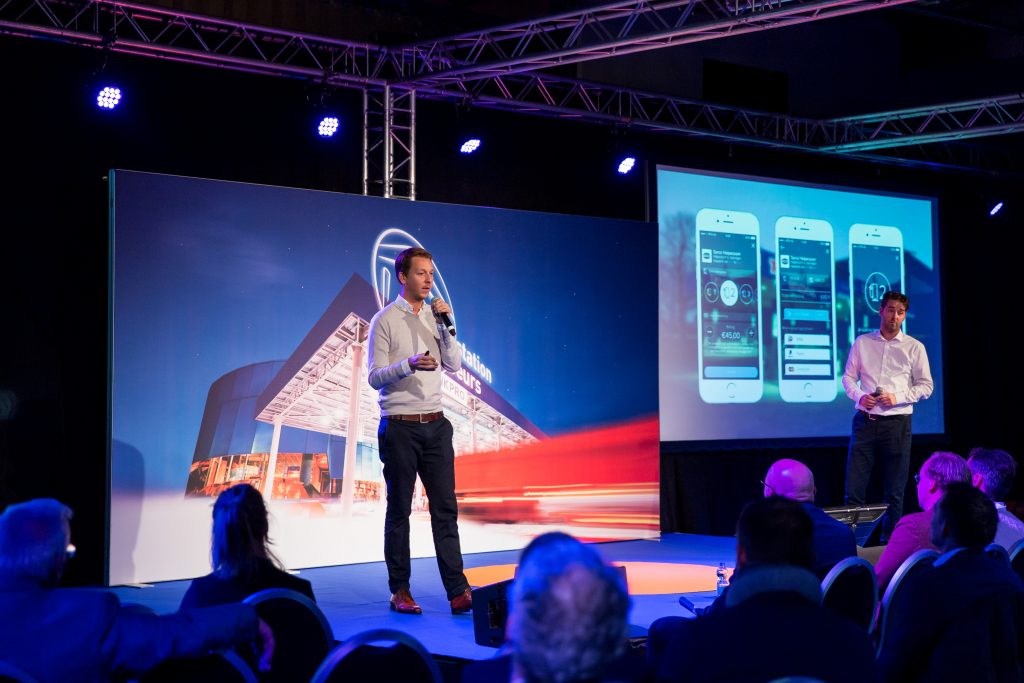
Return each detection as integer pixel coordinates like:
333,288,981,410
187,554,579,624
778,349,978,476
109,533,736,661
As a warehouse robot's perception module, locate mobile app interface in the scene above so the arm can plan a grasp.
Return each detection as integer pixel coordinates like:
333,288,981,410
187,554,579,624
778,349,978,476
699,231,760,379
778,237,835,381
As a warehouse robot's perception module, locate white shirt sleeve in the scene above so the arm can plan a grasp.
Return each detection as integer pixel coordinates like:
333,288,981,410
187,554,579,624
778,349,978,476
896,342,933,406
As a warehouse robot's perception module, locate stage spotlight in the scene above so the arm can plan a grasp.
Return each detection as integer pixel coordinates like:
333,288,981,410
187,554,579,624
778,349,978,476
96,86,122,110
617,156,636,174
317,116,340,138
990,201,1004,216
460,138,481,154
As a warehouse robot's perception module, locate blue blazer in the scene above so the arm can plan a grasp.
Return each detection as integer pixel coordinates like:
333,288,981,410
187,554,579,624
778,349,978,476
0,579,260,683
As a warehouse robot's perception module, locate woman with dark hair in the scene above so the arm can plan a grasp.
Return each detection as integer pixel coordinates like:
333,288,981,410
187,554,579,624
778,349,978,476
180,483,315,608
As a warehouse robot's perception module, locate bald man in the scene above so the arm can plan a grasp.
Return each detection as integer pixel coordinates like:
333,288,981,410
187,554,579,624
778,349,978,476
764,459,857,578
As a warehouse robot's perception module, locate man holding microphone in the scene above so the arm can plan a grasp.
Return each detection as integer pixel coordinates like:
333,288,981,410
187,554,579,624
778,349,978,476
367,246,472,616
843,291,934,542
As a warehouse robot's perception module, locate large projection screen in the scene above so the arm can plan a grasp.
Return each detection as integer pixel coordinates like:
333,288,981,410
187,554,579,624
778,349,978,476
658,165,943,443
109,170,658,585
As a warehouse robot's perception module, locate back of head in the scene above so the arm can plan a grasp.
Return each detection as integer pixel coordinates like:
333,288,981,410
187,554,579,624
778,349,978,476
934,482,998,550
763,459,815,503
0,498,72,586
737,496,814,569
925,451,972,492
212,483,275,580
508,532,630,683
968,448,1017,502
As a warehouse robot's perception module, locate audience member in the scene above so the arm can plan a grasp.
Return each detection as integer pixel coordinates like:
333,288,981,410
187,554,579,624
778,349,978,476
968,447,1024,550
0,498,273,682
874,451,970,590
879,483,1024,683
463,532,631,683
180,483,314,608
763,458,857,577
655,496,879,683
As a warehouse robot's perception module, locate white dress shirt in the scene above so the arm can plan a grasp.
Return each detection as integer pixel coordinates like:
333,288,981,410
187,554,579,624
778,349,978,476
842,329,933,416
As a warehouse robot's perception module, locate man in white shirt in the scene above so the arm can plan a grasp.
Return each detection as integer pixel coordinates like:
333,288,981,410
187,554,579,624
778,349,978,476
842,291,933,542
968,447,1024,550
367,246,472,616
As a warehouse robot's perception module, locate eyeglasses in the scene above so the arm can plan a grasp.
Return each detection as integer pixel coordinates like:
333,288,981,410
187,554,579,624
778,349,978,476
760,479,776,495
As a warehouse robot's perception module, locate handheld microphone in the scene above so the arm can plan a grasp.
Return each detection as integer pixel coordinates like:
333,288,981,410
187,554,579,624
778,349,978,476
431,299,456,337
872,387,882,397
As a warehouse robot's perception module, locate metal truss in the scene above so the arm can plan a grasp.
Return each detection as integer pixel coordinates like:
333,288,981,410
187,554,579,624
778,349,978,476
0,0,386,85
363,87,416,199
415,72,1024,172
391,0,920,85
822,94,1024,152
2,0,1021,173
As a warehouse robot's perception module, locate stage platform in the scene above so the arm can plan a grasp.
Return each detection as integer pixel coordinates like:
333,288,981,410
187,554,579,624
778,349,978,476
109,533,736,662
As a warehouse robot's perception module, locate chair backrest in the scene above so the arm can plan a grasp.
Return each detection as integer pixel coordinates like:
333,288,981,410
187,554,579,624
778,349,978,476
310,629,442,683
875,549,939,657
243,588,334,683
985,543,1010,565
1009,538,1024,581
820,557,879,633
139,650,258,683
0,661,41,683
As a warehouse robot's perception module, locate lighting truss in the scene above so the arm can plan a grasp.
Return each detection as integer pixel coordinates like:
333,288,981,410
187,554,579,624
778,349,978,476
2,0,1020,175
0,0,386,85
391,0,921,86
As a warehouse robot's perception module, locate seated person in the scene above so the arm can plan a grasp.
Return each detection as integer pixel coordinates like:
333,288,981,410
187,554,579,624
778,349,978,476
763,458,857,578
181,483,314,608
968,447,1024,550
462,532,632,683
655,497,879,683
879,483,1024,683
874,451,970,591
0,498,273,682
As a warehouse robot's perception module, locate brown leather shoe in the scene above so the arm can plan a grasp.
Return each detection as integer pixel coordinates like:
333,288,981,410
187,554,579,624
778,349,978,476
390,588,422,614
450,588,473,615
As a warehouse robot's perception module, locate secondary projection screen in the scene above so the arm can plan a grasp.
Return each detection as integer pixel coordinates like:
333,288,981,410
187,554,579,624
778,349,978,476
657,165,943,442
109,170,658,585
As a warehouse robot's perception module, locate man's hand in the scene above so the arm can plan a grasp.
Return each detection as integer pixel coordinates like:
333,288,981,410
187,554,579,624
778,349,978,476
877,392,897,407
859,394,878,409
409,352,439,371
256,618,275,673
430,298,451,320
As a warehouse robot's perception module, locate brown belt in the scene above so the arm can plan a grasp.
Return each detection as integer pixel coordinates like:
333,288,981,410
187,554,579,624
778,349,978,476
858,410,906,422
383,411,444,423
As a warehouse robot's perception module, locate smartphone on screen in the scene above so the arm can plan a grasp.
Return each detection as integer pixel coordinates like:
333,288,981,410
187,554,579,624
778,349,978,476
695,208,763,403
849,224,905,341
775,217,838,403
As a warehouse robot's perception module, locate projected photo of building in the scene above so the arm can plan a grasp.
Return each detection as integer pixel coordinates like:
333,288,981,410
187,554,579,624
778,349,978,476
185,274,543,516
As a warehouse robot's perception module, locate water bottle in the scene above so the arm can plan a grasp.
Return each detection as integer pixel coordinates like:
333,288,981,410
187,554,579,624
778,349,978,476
716,562,728,596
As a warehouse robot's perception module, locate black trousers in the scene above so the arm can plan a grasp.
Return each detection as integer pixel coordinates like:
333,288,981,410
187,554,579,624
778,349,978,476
378,416,469,599
844,411,912,542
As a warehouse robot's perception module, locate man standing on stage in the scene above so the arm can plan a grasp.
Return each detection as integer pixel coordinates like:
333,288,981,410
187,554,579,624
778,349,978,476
367,246,472,616
843,290,933,542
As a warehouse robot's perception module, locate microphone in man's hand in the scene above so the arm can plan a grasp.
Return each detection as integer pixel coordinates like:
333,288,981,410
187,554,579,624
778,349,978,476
872,387,882,398
430,299,456,337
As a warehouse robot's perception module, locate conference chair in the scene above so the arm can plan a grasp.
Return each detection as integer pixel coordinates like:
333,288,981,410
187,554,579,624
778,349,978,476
985,542,1010,565
310,628,442,683
820,557,878,633
243,588,335,683
875,549,939,658
0,661,41,683
140,650,258,683
1008,538,1024,581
